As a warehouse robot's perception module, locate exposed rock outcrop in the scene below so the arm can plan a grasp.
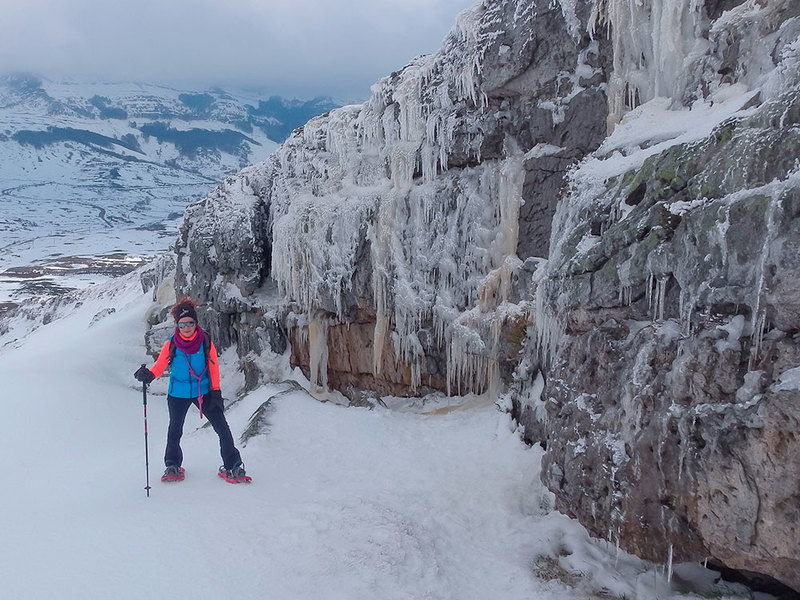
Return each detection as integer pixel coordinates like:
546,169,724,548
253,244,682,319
512,0,800,592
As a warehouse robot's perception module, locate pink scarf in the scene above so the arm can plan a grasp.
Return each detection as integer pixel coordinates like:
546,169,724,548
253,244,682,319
172,327,206,354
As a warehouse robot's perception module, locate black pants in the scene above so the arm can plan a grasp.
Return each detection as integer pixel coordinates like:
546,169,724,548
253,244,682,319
165,395,242,470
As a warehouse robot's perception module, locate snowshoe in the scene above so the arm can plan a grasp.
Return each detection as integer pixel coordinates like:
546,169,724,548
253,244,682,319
161,465,185,483
218,463,251,484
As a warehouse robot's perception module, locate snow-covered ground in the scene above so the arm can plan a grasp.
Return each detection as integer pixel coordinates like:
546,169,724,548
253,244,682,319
0,270,768,600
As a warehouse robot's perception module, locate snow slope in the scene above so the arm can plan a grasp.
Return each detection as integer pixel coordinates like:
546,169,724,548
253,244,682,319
0,272,763,599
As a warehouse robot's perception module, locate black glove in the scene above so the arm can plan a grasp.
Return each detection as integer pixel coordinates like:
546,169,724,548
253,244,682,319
203,389,223,410
134,365,155,384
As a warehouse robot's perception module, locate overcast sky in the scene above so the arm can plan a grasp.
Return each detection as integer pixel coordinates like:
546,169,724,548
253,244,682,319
0,0,477,102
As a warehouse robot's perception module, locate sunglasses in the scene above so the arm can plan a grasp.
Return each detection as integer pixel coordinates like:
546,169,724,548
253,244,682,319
177,321,196,328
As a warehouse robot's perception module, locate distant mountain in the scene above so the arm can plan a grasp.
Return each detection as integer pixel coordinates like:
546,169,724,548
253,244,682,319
0,74,339,305
0,73,339,175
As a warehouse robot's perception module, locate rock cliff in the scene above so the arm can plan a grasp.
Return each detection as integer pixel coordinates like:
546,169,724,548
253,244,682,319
513,0,800,592
173,0,609,398
162,0,800,592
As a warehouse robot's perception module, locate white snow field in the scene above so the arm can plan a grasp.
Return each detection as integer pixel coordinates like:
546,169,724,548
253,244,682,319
0,272,763,600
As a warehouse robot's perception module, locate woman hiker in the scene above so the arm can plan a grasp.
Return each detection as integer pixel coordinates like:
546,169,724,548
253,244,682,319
134,298,250,484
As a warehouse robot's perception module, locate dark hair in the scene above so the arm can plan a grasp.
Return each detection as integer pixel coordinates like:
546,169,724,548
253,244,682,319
171,297,199,322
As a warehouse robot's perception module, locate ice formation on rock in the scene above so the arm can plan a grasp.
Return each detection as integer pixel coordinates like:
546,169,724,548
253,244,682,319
267,2,546,395
176,0,608,400
589,0,710,127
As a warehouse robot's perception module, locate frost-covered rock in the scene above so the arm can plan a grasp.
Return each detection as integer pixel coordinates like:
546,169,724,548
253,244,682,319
511,0,800,592
175,0,608,400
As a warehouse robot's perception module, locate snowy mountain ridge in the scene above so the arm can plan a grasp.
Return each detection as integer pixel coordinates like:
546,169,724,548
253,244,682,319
1,73,338,146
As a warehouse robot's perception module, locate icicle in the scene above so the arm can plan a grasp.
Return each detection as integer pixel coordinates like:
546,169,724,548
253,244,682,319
373,313,390,377
749,193,781,368
486,357,501,400
590,0,707,129
485,308,506,399
450,6,485,108
679,286,695,336
533,272,564,369
370,183,397,378
647,274,668,322
443,146,525,396
389,142,419,190
308,316,329,392
496,148,524,259
619,283,632,306
618,260,633,306
749,310,767,370
446,317,488,396
667,543,674,583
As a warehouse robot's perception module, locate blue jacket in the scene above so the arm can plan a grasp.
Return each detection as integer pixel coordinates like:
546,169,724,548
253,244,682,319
168,345,212,398
149,334,220,399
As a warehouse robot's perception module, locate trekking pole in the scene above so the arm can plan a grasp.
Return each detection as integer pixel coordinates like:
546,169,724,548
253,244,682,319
141,364,152,498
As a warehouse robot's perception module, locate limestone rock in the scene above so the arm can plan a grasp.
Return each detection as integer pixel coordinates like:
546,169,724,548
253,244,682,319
517,4,800,590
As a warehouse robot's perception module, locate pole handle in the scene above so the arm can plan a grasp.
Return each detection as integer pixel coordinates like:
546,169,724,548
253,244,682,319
141,363,148,405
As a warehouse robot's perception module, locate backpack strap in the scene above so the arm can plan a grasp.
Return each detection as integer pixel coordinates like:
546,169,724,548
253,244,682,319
203,335,212,364
168,334,213,365
169,334,213,419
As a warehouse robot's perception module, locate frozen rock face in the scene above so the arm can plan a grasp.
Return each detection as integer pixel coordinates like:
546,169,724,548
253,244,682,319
175,0,609,398
511,0,800,592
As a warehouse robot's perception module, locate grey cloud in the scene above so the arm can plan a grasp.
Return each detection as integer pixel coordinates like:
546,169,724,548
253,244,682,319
0,0,477,101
